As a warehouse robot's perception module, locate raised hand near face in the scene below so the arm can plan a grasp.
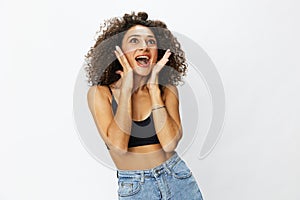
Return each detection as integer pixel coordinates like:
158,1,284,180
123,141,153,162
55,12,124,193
114,46,134,92
147,49,172,91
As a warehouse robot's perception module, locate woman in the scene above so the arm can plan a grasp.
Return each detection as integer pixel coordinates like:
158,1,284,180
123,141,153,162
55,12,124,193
85,11,204,200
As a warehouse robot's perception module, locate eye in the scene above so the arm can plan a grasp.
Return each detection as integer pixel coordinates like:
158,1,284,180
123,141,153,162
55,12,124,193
129,38,139,43
147,39,156,45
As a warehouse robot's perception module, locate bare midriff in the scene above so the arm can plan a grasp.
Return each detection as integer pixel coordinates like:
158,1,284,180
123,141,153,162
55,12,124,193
110,144,175,170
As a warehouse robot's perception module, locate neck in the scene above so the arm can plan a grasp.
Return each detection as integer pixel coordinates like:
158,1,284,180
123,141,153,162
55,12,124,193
132,74,149,93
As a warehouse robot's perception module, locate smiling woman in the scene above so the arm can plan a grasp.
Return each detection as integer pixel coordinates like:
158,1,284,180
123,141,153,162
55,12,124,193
84,11,204,200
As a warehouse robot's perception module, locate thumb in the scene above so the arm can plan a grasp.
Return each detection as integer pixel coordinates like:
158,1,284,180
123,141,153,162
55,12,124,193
115,70,123,78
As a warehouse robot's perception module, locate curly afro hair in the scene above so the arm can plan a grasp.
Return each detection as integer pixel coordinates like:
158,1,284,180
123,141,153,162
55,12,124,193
84,11,187,89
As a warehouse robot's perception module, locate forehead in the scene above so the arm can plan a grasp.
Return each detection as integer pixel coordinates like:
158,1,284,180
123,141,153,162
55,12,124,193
123,25,155,38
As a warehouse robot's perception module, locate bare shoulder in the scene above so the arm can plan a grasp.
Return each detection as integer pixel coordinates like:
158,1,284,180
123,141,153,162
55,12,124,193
163,84,179,99
87,85,112,110
87,85,111,99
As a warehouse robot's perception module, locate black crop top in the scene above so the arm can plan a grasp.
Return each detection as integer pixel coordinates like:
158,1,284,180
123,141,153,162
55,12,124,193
108,87,160,148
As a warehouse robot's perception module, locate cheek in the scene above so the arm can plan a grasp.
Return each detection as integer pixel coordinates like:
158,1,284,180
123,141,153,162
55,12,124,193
123,52,136,68
151,49,158,63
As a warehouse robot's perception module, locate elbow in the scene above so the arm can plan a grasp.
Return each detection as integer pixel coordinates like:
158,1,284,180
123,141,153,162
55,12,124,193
162,129,182,153
112,146,128,155
162,143,177,153
106,138,128,155
106,129,128,155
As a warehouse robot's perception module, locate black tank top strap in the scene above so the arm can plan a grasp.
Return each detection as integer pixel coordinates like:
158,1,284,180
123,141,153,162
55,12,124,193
108,85,117,115
107,85,113,95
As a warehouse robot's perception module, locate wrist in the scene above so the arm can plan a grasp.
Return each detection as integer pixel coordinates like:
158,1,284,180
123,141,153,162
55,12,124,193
152,105,166,111
150,90,164,106
148,85,160,95
120,87,132,96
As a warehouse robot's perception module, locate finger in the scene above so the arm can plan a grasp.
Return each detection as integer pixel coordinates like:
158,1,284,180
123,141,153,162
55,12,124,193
114,50,125,68
115,46,124,57
155,49,172,71
161,49,172,63
116,47,131,71
159,49,171,65
115,46,131,72
163,49,172,58
114,50,128,73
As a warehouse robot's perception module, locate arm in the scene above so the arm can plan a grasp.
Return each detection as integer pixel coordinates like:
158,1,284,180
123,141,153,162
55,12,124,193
149,85,183,153
87,85,132,154
147,49,182,152
87,46,134,154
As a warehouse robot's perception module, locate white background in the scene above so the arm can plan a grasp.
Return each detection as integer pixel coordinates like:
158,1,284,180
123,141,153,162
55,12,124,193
1,0,300,199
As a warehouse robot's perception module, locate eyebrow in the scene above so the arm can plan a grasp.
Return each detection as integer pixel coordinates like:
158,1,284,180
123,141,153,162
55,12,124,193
127,34,155,39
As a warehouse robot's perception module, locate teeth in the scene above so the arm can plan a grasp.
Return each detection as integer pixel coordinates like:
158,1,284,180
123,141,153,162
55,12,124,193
136,55,149,60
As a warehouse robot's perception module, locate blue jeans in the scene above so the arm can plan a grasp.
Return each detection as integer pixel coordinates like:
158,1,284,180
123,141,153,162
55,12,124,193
117,152,204,200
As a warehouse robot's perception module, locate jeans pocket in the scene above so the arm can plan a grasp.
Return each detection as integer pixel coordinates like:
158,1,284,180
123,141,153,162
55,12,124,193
171,159,192,179
118,179,141,197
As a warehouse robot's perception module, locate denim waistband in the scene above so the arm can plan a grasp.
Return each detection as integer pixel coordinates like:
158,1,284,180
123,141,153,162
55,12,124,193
117,152,181,180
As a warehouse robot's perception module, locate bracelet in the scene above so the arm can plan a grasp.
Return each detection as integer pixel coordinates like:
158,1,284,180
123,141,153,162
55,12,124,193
152,105,166,111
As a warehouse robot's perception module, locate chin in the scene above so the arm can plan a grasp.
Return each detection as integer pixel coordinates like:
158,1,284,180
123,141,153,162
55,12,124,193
133,67,152,77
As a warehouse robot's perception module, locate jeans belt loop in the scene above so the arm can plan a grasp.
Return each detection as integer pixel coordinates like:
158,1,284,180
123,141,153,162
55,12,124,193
141,171,145,183
163,163,171,175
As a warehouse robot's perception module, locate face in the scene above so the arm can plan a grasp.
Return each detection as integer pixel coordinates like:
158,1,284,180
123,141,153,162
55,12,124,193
121,25,158,76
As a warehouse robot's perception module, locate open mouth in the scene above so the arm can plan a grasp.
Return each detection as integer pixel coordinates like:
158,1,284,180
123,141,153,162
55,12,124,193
135,55,150,68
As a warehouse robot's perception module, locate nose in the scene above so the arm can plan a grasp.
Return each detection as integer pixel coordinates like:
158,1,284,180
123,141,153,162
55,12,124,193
138,40,148,50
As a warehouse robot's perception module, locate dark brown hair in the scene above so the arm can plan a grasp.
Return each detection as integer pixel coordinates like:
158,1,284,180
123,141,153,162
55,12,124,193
84,11,187,88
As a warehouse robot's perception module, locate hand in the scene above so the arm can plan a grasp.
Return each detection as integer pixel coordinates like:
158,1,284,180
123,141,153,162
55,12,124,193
114,46,133,92
147,49,172,90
